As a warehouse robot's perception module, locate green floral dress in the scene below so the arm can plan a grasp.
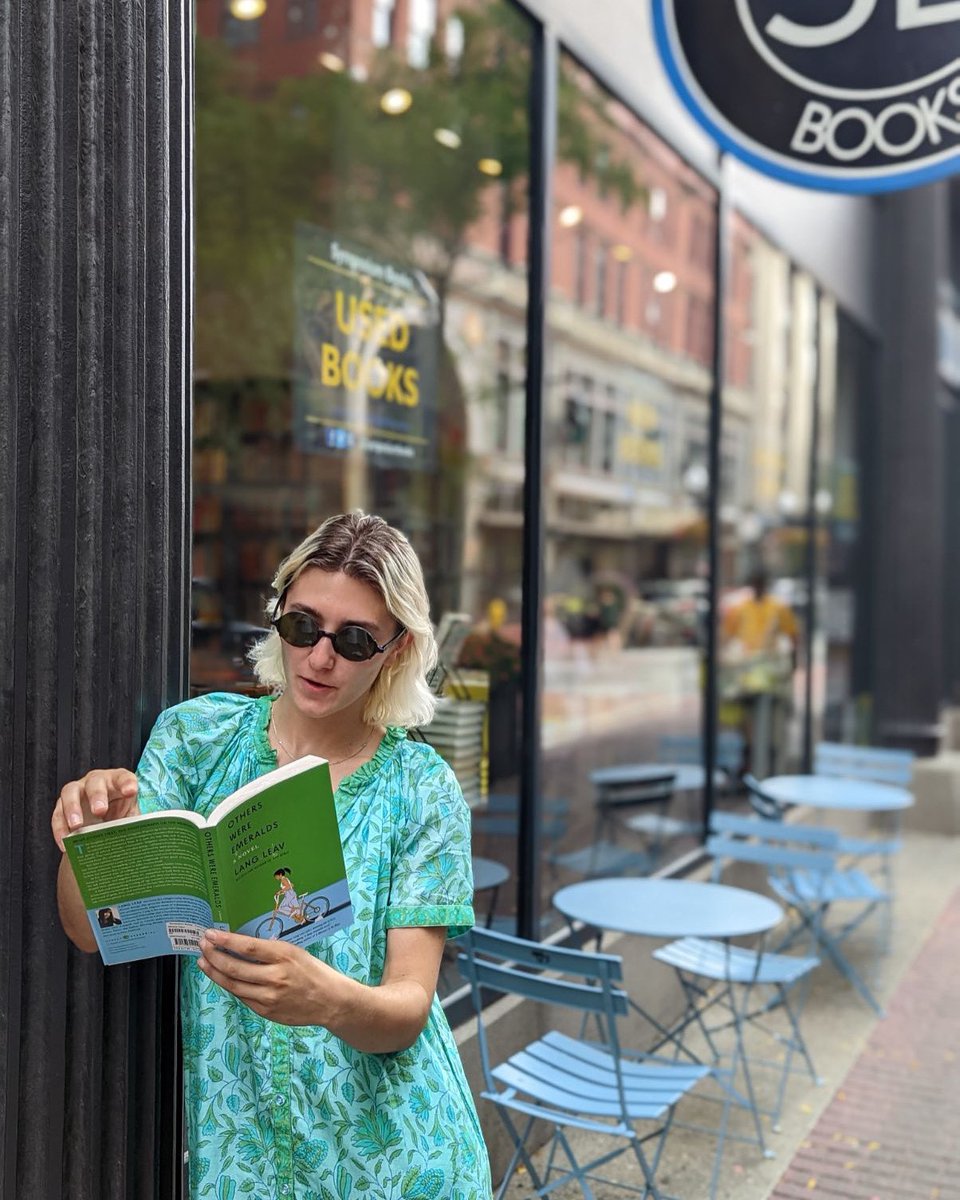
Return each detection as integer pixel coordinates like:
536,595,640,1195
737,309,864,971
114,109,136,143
135,692,491,1200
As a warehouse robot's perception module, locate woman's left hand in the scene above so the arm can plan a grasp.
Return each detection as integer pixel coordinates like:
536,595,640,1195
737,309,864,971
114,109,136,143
197,929,343,1027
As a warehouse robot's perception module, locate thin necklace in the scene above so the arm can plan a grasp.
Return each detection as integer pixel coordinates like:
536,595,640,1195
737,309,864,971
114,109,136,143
270,708,373,766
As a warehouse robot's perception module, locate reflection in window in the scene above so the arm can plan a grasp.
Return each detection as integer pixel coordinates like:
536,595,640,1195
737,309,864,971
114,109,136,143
541,53,718,918
287,0,319,38
615,259,628,327
222,1,261,46
593,242,608,318
371,0,396,49
574,227,588,306
494,340,511,453
718,228,819,779
407,0,438,67
193,0,534,970
564,391,593,467
444,15,465,61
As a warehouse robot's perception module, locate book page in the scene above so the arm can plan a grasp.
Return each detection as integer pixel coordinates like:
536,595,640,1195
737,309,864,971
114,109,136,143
64,816,225,963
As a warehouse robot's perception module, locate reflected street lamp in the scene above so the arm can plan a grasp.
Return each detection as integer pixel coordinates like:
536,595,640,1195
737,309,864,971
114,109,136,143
229,0,266,18
682,461,709,502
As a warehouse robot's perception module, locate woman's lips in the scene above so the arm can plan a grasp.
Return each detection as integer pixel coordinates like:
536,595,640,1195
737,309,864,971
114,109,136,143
300,677,333,692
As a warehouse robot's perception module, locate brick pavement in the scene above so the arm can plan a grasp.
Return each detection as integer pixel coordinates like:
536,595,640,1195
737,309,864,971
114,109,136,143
769,887,960,1200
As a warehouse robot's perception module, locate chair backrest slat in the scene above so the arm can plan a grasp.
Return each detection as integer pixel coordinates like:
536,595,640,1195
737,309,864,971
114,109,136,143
706,833,836,873
460,957,630,1016
814,741,914,786
710,810,838,848
458,928,632,1095
656,731,744,772
464,926,624,982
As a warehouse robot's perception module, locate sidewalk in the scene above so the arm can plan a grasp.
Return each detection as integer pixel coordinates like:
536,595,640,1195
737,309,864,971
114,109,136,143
498,829,960,1200
770,885,960,1200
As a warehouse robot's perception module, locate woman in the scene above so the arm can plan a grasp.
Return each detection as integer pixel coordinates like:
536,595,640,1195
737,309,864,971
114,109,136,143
52,511,491,1199
272,866,308,929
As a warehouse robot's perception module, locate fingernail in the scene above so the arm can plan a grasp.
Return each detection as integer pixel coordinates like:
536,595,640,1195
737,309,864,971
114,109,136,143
68,813,82,827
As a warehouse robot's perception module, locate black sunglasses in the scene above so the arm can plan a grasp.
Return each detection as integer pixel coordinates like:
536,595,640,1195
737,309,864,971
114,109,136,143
272,608,405,663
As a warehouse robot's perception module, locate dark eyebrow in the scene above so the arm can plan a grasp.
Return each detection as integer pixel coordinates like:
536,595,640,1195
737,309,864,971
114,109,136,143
285,603,380,635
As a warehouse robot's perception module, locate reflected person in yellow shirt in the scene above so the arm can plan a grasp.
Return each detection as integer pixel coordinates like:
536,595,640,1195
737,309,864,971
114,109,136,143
722,569,798,662
721,569,799,775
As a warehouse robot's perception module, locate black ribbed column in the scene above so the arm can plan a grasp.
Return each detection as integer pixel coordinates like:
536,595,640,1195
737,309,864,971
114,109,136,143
0,2,192,1198
873,184,946,754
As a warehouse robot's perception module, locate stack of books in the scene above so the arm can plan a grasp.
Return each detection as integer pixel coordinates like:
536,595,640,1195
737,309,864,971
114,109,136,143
421,694,489,809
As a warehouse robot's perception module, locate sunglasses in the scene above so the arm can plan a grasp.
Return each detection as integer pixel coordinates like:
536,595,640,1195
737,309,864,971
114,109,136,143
272,609,405,663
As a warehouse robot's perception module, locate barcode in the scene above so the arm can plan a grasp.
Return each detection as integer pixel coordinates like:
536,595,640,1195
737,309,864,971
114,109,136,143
165,921,204,949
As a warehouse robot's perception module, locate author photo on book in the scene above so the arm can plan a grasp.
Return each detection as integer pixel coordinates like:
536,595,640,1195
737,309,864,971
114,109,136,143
51,510,492,1200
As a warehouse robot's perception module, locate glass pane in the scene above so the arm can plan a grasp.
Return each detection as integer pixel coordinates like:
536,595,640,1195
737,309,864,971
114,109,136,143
720,221,814,780
193,0,533,986
821,305,875,744
541,53,718,916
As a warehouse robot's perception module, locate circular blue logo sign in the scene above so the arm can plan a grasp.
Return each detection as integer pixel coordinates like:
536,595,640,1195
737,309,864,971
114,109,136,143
652,0,960,192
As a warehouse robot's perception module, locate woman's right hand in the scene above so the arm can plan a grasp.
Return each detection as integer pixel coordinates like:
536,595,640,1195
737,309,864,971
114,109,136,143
51,769,141,852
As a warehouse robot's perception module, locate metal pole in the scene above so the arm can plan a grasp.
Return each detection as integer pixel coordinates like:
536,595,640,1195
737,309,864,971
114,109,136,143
703,151,729,839
802,293,822,772
517,21,556,940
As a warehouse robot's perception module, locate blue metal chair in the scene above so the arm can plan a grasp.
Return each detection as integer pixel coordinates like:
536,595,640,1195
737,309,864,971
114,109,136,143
651,811,822,1150
554,770,675,878
458,927,709,1200
814,741,914,788
473,792,570,842
746,765,903,950
813,742,913,907
708,811,890,1015
657,730,744,780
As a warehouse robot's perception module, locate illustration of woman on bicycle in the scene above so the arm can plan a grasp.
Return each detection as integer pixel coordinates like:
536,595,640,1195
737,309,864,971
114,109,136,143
272,867,308,928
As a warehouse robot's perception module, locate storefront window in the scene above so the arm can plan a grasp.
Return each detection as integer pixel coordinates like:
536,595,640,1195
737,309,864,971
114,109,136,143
193,0,533,982
539,54,718,911
719,222,817,777
821,308,874,743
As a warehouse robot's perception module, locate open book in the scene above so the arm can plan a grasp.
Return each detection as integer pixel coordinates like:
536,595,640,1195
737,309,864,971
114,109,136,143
63,755,352,965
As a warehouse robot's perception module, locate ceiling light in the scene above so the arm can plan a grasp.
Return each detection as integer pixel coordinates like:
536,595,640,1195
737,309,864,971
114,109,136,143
318,52,345,72
380,88,413,115
477,157,503,177
612,244,633,262
229,0,266,19
558,205,583,228
652,270,677,294
433,127,462,150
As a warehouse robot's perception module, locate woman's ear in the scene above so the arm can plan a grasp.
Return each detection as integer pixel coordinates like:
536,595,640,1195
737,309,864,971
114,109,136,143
382,630,413,673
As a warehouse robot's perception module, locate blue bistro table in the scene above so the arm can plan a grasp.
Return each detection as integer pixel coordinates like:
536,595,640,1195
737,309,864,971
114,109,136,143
759,774,913,813
471,855,511,928
553,879,783,1019
553,877,782,943
553,878,785,1173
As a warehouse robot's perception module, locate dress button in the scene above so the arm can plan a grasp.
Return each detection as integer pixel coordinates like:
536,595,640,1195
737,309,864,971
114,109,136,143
280,1185,291,1196
275,1093,286,1107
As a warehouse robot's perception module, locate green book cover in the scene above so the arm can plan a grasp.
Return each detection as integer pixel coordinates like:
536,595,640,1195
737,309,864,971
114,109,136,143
63,756,352,964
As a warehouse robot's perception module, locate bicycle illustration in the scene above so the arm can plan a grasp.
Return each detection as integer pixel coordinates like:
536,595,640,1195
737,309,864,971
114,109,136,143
255,891,332,940
254,867,351,939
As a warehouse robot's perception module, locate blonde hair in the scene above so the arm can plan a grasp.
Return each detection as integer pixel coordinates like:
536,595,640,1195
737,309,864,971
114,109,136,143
249,511,438,728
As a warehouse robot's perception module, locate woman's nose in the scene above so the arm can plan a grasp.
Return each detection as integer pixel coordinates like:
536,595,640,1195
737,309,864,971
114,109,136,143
307,633,337,668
